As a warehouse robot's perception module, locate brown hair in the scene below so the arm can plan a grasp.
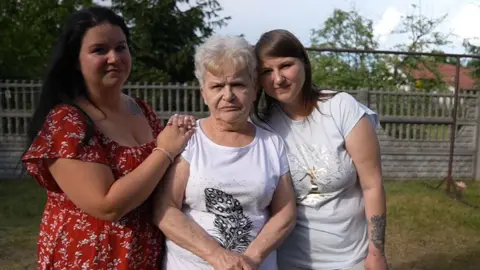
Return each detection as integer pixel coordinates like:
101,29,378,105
253,29,333,120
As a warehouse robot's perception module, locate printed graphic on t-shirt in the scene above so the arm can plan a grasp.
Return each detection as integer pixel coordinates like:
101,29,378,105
289,144,346,193
204,188,253,252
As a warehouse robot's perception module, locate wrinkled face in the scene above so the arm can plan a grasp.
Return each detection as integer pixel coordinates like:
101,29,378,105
259,56,305,106
79,23,131,91
201,66,256,125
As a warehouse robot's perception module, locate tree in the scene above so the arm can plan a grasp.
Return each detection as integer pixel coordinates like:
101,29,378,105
430,50,458,65
111,0,230,82
393,5,450,53
309,9,391,89
0,0,96,80
0,0,230,82
307,5,453,91
464,40,480,87
307,6,456,140
389,4,453,92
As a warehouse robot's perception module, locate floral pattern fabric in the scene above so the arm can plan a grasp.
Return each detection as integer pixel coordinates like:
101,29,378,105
22,98,164,270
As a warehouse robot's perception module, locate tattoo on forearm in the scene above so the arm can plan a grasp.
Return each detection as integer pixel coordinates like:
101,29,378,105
125,98,142,115
369,214,386,255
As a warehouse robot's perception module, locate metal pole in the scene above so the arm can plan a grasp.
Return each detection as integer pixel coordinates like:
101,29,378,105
305,47,480,59
305,47,480,197
443,57,461,195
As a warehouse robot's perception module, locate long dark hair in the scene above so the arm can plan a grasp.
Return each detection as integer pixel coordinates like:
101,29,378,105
25,6,131,150
253,29,333,120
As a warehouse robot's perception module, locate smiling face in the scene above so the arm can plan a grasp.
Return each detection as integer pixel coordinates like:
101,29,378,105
78,22,131,92
201,64,257,126
258,56,306,107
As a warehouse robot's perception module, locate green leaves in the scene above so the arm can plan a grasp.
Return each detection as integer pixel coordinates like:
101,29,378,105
309,9,382,89
308,6,453,92
464,41,480,88
112,0,230,83
0,0,229,83
0,0,96,79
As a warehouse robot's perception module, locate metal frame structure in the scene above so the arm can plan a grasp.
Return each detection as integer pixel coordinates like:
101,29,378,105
305,47,480,202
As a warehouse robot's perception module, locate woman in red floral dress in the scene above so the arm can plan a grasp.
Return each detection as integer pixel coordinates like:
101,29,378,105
22,6,194,269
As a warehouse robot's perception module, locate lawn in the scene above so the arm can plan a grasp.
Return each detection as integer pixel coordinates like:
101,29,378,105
0,178,45,270
0,179,479,270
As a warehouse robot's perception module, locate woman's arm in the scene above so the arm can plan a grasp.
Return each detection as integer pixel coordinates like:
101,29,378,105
152,158,223,263
153,158,255,270
243,173,297,266
345,116,387,258
47,116,193,222
49,150,172,221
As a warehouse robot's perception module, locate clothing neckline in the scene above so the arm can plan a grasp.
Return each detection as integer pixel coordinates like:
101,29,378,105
68,97,157,150
273,104,312,126
196,119,259,151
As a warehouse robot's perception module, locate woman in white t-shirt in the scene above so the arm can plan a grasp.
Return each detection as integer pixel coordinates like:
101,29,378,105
252,29,389,270
152,35,297,270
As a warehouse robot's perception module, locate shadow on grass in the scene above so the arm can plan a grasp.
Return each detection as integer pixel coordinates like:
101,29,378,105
392,247,480,270
419,180,480,210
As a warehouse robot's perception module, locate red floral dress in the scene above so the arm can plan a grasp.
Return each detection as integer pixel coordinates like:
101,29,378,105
22,98,164,270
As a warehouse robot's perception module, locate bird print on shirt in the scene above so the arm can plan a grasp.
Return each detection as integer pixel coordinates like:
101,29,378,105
204,188,253,253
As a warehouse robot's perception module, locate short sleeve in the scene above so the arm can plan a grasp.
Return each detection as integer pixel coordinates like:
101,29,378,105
278,137,290,176
180,120,200,164
329,92,379,138
22,105,108,192
134,98,164,136
265,130,290,176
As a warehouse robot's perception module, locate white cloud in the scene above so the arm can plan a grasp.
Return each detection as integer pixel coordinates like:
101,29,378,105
96,0,475,52
451,3,480,46
213,0,347,46
373,7,404,44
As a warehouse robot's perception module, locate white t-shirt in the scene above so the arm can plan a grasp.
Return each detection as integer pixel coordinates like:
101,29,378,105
163,119,290,270
258,92,379,270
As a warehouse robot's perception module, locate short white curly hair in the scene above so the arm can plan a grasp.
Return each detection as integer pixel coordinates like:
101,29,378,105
194,35,257,87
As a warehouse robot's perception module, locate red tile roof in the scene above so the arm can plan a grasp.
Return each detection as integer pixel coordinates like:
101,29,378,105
404,62,475,90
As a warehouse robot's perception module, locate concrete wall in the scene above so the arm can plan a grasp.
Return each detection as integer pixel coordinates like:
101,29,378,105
2,124,477,180
1,83,479,180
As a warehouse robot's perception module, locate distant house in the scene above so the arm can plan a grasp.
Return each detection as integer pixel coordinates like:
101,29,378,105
390,62,477,108
402,62,476,92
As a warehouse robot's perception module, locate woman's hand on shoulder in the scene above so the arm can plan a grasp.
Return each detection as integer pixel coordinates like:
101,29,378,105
156,114,196,157
156,125,193,157
167,114,197,129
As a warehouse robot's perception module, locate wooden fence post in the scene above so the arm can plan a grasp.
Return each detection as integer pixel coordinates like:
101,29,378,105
356,88,369,106
474,94,480,180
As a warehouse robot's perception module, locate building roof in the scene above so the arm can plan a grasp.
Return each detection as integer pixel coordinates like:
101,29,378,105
404,62,476,90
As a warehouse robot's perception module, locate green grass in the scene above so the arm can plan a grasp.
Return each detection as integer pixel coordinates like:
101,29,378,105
0,178,45,269
384,180,480,270
0,179,479,269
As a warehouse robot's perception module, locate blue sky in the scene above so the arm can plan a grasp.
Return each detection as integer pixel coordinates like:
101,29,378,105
98,0,480,54
211,0,480,54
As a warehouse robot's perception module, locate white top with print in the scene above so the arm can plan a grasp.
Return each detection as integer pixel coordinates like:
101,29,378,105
163,119,290,270
262,92,379,270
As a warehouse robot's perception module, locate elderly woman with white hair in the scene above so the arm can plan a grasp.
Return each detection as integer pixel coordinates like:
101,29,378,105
152,35,297,270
